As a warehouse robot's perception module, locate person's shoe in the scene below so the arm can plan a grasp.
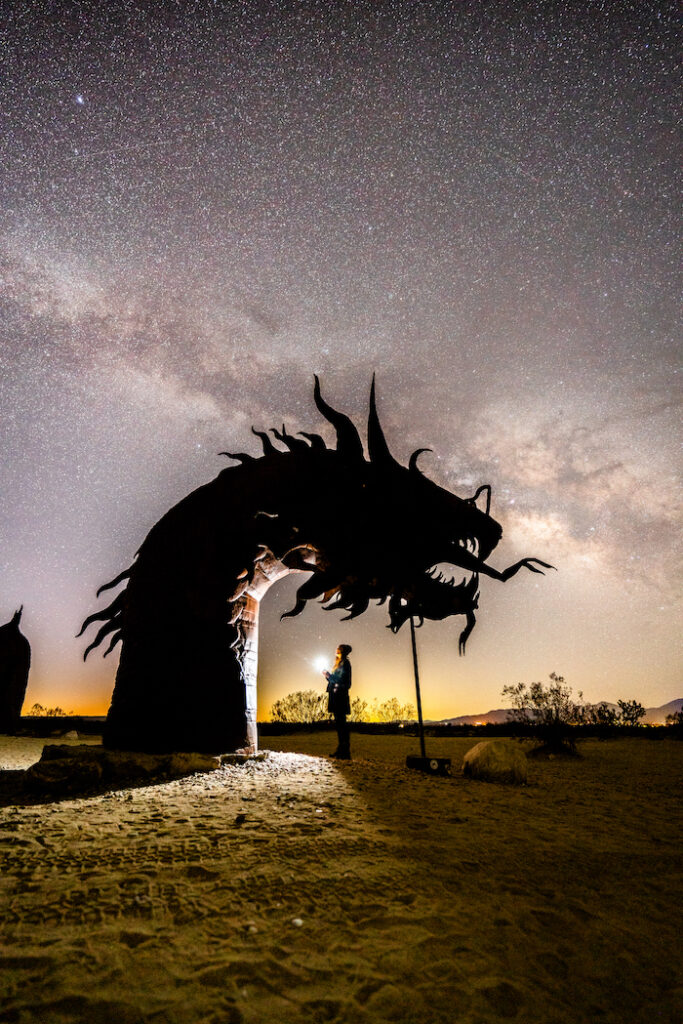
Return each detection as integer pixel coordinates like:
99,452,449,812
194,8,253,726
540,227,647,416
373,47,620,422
337,750,351,760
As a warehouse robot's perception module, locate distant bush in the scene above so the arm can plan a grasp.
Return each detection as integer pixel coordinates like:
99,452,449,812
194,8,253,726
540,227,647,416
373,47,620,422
363,697,416,723
584,702,618,728
348,697,370,722
665,711,683,737
502,673,584,754
269,691,415,724
25,703,74,717
269,690,328,724
616,699,646,727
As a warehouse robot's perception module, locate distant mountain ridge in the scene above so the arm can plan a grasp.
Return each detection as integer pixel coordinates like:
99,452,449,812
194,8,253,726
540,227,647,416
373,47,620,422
434,698,683,727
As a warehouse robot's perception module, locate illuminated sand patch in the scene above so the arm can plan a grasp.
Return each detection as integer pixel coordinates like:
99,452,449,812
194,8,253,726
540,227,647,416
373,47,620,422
0,736,681,1023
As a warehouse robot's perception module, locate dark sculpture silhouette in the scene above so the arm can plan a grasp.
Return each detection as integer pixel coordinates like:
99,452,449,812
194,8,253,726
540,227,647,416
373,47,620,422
0,608,31,734
81,378,553,753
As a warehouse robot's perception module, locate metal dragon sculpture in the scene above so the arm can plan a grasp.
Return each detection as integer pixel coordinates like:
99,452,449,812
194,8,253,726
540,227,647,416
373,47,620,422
81,378,552,753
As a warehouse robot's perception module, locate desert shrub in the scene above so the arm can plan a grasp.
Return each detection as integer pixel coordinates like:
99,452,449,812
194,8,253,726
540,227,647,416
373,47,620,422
269,690,328,723
585,702,618,727
616,699,646,727
365,697,416,723
665,711,683,736
25,703,73,717
584,701,619,738
349,697,369,722
502,673,584,753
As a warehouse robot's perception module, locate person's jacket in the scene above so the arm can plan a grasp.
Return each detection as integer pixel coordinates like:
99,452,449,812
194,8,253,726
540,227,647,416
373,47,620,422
326,660,351,715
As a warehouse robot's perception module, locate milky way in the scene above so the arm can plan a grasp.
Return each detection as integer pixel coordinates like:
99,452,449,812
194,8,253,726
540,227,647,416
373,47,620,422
1,1,680,717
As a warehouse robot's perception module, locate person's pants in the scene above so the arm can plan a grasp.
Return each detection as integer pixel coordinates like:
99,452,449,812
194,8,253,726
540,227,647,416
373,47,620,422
333,711,350,755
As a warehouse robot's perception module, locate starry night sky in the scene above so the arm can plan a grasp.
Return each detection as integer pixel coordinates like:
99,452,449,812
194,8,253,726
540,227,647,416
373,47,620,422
1,1,680,720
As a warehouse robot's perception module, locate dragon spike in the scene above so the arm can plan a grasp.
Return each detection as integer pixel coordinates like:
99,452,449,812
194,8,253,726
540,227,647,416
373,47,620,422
219,450,254,463
458,610,477,655
368,374,400,469
408,447,433,473
102,629,123,657
228,577,250,603
298,431,327,452
340,596,370,620
280,596,308,620
96,568,131,598
313,375,364,460
271,424,309,453
77,592,125,637
251,427,278,456
281,572,335,619
83,616,122,660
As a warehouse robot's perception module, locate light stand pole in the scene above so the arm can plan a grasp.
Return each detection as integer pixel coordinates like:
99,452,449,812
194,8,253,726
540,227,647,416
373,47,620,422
410,615,427,759
406,615,451,776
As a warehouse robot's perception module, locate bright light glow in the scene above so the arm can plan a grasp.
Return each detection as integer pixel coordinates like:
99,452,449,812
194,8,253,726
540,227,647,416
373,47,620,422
313,656,328,673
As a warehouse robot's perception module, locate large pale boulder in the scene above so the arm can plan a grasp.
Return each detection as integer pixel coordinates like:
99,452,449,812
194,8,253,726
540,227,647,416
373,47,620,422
462,739,527,785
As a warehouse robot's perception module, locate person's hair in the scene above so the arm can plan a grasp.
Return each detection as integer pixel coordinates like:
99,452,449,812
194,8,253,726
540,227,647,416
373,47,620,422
338,644,352,659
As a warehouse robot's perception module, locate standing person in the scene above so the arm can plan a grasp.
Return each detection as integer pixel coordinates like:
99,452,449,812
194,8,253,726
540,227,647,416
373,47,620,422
323,644,352,760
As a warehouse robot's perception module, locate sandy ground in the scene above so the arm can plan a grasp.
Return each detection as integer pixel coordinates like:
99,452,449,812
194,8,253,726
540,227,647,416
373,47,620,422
0,732,681,1024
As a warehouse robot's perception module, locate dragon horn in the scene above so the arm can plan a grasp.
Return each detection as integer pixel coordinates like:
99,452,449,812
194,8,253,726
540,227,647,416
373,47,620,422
467,483,492,515
408,448,432,473
368,374,400,468
313,376,364,460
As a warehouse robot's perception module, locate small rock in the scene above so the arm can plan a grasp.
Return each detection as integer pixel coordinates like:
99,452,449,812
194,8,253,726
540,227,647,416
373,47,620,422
26,757,103,794
291,917,303,927
119,930,152,949
220,751,269,766
480,979,525,1018
185,864,220,881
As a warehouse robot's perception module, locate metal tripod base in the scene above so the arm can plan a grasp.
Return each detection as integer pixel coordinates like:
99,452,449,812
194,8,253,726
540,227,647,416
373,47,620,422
406,755,451,776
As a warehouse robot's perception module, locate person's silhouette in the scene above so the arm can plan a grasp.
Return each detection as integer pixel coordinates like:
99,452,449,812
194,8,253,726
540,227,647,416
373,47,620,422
323,644,352,759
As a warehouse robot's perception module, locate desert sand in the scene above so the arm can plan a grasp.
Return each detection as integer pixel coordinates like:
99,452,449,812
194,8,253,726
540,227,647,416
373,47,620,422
0,732,681,1024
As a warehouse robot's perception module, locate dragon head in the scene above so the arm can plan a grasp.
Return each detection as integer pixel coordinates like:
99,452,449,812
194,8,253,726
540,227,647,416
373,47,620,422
229,376,544,655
